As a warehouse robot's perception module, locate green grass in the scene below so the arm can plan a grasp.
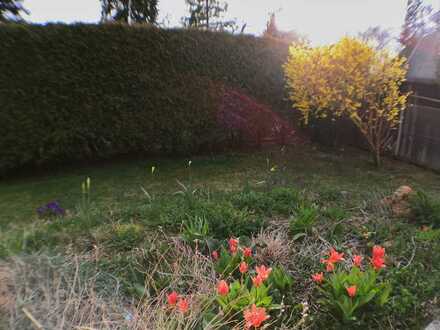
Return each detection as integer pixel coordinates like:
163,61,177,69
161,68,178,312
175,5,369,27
1,145,439,230
0,155,245,228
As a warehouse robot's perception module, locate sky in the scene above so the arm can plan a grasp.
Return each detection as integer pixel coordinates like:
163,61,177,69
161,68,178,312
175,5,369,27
25,0,440,45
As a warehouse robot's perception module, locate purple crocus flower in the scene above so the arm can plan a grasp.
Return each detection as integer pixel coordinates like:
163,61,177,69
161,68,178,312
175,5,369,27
36,201,65,217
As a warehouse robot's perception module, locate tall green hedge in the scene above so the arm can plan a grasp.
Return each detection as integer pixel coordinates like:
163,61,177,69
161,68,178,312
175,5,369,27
0,24,289,173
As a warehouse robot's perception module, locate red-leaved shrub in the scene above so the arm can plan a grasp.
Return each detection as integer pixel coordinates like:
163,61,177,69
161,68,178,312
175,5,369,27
217,89,298,148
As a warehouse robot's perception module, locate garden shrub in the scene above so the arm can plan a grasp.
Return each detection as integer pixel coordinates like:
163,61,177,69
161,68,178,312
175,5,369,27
217,88,295,147
284,37,408,167
289,203,319,237
0,24,289,174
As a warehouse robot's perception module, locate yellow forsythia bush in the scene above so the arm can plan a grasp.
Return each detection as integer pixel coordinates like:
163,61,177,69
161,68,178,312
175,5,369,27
284,37,409,166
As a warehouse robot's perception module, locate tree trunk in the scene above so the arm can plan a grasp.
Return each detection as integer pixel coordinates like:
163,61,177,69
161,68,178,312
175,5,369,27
373,148,382,168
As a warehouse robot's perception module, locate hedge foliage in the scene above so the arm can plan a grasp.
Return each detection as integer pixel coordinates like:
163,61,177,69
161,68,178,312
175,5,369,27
0,24,289,173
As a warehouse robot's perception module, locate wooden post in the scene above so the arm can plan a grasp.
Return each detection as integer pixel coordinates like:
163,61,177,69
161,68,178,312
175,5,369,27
205,0,209,29
128,0,132,25
395,85,412,157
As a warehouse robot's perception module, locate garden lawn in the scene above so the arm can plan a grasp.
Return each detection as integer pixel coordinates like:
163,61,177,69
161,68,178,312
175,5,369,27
1,145,439,229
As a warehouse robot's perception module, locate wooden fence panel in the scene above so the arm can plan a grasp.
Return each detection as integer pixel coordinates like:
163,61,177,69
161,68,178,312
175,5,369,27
397,103,440,171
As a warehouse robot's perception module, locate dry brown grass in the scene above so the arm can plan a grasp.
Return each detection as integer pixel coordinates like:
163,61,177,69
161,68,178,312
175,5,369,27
0,264,15,327
253,227,294,266
2,236,234,330
6,254,130,329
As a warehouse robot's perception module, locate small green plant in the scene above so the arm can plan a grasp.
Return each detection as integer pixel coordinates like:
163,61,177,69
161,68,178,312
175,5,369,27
181,216,211,245
216,280,274,314
319,267,391,323
409,191,440,228
313,246,391,323
214,241,251,277
140,165,156,202
289,203,319,238
323,206,347,222
268,266,294,292
174,161,197,199
262,157,278,188
80,177,92,218
267,266,294,304
268,187,301,214
214,249,241,277
174,179,198,198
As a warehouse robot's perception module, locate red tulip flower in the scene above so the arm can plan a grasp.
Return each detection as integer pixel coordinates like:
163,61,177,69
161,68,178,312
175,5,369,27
325,262,335,272
212,250,219,260
243,247,252,258
229,237,239,254
255,265,272,281
243,304,270,329
167,291,179,306
252,275,264,288
346,285,357,298
328,248,345,264
177,298,189,313
372,245,385,259
321,248,344,272
217,280,229,296
312,272,324,283
353,255,363,267
239,261,249,274
371,256,385,270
